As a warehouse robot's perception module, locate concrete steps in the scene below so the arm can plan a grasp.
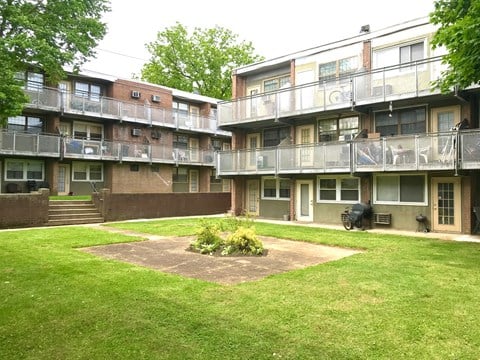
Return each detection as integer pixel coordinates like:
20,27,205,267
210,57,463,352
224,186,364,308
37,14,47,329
48,200,104,226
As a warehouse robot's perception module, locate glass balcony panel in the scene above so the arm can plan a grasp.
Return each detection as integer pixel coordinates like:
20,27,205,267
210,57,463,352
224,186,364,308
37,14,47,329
461,131,480,169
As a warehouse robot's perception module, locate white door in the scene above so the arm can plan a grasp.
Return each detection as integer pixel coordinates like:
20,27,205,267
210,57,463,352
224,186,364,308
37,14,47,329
246,179,260,216
189,169,199,192
57,164,70,195
296,125,315,167
431,177,461,232
296,70,314,109
431,106,460,162
296,180,314,221
189,138,199,162
246,133,260,169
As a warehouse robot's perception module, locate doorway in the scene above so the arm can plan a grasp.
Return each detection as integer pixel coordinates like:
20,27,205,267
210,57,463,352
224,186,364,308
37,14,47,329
296,180,314,222
57,164,70,195
246,179,260,216
431,177,461,232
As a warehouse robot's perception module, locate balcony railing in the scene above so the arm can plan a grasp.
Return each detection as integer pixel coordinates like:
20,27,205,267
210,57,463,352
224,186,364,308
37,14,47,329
24,87,230,136
0,131,61,157
217,129,480,175
0,130,216,166
218,57,445,126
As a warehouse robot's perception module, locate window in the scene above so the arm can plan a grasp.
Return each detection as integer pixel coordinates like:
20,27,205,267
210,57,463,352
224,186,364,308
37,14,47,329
374,174,426,205
318,116,359,142
261,177,290,200
72,162,103,181
263,75,290,92
5,159,44,181
172,101,189,123
74,82,102,101
263,127,290,147
7,116,44,134
317,176,360,202
16,71,44,90
375,107,426,136
400,42,424,64
373,41,425,69
319,56,358,83
173,134,188,150
73,122,103,140
173,167,188,183
210,169,221,184
130,164,139,172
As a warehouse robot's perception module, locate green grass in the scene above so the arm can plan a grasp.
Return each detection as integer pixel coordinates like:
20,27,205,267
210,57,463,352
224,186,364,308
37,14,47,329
49,195,91,201
2,218,480,359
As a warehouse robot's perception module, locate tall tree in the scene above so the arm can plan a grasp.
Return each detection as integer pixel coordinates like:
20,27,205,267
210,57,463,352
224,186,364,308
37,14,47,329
0,0,110,123
141,23,264,100
430,0,480,93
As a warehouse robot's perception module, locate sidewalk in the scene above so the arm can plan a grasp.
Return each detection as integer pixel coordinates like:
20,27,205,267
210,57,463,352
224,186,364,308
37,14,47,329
253,218,480,243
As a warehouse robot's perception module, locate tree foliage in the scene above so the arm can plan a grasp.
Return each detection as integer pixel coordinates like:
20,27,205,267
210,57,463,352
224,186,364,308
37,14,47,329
141,23,264,100
0,0,110,123
430,0,480,93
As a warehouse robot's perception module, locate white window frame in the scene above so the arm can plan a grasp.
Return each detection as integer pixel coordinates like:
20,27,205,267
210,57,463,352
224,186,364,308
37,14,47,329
261,176,290,200
316,176,360,203
4,159,44,181
373,173,427,206
373,40,426,75
72,162,103,182
73,121,103,140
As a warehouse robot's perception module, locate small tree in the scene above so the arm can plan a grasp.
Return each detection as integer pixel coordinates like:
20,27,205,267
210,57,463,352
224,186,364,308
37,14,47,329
430,0,480,93
141,23,264,100
0,0,110,124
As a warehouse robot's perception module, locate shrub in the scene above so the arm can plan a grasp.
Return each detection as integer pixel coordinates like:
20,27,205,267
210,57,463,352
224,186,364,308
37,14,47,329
190,219,223,255
222,226,264,256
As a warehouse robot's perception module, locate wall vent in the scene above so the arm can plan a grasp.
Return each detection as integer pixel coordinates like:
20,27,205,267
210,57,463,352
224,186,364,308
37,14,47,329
131,128,141,136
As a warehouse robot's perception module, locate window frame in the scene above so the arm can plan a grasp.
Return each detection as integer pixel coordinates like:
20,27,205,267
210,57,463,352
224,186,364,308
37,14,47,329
318,56,358,83
263,75,291,93
318,116,359,142
4,159,45,181
72,162,103,182
74,81,102,101
261,176,291,200
316,176,360,203
72,121,103,141
373,40,426,72
373,173,427,206
7,115,44,134
374,106,426,137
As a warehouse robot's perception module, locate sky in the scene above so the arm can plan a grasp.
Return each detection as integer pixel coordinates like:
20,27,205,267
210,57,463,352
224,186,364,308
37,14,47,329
83,0,436,79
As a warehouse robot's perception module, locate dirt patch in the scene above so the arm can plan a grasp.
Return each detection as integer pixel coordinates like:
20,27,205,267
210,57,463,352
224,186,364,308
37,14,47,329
81,227,361,285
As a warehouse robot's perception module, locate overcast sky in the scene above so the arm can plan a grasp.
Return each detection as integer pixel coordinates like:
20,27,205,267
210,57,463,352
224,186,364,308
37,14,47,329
83,0,436,79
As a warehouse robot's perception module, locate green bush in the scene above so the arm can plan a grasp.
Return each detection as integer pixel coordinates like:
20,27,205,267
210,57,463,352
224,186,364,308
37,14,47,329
190,218,264,256
190,219,223,255
222,226,264,256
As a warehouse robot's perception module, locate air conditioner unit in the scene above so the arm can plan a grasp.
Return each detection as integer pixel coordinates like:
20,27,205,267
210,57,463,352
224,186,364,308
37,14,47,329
131,90,141,99
372,84,393,97
131,128,141,136
151,95,161,103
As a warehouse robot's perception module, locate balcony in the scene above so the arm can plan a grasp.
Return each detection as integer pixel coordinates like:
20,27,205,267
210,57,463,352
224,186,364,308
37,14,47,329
216,130,480,175
0,130,216,166
24,87,230,137
218,57,445,127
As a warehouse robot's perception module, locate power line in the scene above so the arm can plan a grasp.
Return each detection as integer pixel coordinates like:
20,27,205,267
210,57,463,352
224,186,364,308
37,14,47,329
96,47,149,62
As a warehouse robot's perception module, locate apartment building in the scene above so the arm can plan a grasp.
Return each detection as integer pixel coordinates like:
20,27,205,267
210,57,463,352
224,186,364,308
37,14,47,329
217,17,480,234
1,70,231,196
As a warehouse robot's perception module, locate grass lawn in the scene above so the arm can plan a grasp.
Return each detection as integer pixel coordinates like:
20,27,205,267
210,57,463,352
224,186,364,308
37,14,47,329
2,218,480,359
